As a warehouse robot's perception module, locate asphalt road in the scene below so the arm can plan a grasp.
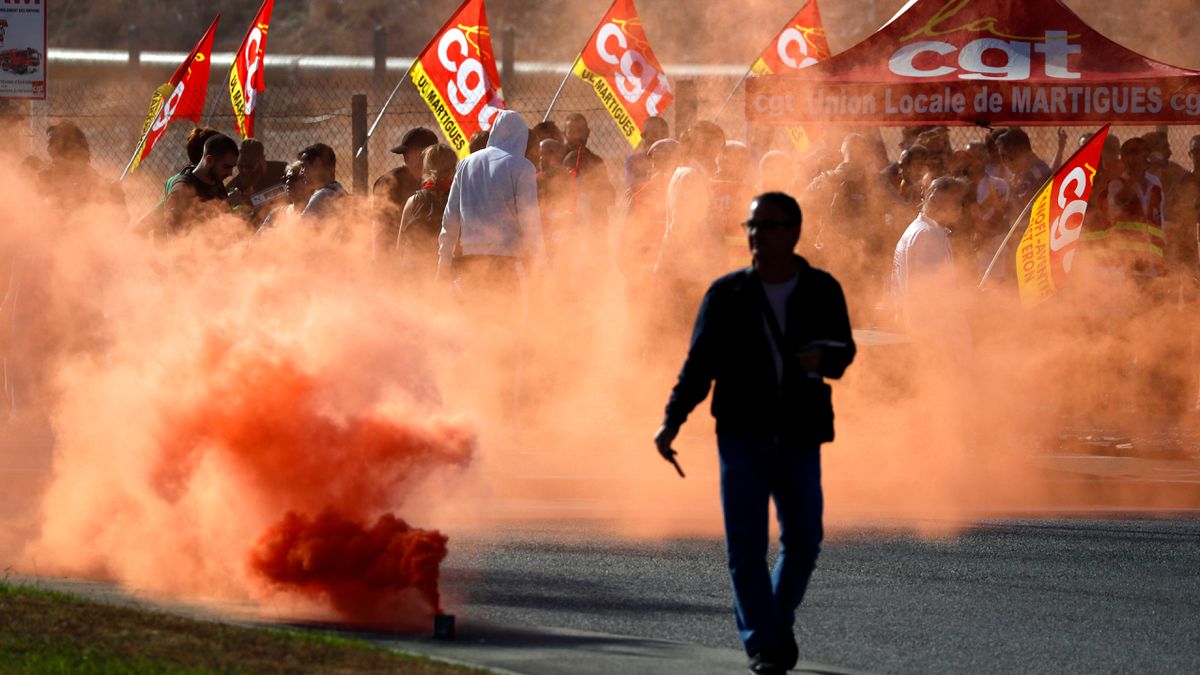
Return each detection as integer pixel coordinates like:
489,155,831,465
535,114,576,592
437,518,1200,674
5,411,1200,673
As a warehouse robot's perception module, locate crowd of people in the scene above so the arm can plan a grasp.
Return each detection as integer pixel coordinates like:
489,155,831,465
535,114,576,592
17,111,1200,675
26,115,1200,341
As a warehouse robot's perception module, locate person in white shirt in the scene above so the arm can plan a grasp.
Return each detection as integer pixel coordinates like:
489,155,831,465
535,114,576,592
892,176,969,335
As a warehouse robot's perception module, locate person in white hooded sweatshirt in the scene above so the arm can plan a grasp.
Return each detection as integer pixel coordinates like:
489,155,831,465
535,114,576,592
438,110,547,295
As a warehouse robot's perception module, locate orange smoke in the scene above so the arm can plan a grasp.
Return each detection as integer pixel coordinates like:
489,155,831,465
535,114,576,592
142,343,471,628
250,509,448,630
151,344,473,515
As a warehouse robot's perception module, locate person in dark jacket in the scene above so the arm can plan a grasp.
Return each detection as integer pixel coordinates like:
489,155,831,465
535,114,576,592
654,191,855,675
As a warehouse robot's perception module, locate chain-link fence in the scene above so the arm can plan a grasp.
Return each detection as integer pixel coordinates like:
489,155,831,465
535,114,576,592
5,48,1200,215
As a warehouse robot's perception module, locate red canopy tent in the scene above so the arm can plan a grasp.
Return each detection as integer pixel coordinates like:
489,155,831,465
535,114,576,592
746,0,1200,126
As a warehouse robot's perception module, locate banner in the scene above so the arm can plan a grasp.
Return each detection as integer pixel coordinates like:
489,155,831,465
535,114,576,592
572,0,673,149
746,0,1200,126
0,0,47,100
1014,126,1109,307
125,15,219,177
229,0,275,139
409,0,506,158
748,0,830,153
748,78,1200,126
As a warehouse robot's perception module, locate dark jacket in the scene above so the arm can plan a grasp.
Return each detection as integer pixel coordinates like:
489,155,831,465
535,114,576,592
663,256,856,445
373,166,422,254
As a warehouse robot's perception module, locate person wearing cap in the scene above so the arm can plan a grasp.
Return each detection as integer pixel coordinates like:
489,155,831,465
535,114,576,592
373,127,439,258
226,138,287,230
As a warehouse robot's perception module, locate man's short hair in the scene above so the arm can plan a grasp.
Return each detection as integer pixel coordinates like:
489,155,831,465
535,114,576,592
298,143,336,169
924,175,970,205
239,138,266,163
565,112,589,128
46,122,90,162
752,192,803,230
644,115,669,135
186,127,221,165
996,127,1032,155
1120,137,1149,156
469,130,490,154
531,121,563,144
203,133,240,161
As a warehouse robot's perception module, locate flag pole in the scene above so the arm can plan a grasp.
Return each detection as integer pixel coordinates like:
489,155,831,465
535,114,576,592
120,103,161,182
977,196,1037,289
712,66,753,123
356,59,417,159
543,56,580,123
355,0,473,159
119,149,140,182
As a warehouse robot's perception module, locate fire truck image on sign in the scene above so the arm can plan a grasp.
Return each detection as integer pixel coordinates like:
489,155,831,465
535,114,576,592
0,47,40,75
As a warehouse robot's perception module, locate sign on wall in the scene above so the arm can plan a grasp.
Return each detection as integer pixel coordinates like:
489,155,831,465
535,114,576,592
0,0,46,100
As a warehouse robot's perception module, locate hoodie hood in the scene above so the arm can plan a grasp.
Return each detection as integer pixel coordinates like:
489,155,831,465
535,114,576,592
487,110,529,157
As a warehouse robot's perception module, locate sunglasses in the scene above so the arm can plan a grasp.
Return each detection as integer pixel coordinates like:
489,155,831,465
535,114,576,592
744,219,796,231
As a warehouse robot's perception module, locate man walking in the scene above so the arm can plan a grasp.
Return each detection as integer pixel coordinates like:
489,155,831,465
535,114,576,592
655,192,855,674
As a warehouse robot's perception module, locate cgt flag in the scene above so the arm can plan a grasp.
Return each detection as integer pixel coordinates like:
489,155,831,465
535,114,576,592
572,0,672,149
124,15,219,178
229,0,275,139
750,1,831,153
1014,125,1110,307
410,0,506,158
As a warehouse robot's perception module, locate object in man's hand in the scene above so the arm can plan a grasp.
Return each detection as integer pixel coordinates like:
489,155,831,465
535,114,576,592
663,448,686,478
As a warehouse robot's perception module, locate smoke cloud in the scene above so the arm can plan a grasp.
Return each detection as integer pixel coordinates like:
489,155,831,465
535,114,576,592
3,0,1199,628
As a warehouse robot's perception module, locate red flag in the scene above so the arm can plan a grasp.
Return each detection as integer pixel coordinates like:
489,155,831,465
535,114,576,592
1015,126,1110,307
572,0,673,149
750,1,831,153
409,0,506,158
229,0,275,139
751,1,831,76
125,15,219,177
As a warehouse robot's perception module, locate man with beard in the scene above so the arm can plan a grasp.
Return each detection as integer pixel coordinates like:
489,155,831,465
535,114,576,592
162,133,239,236
655,192,855,675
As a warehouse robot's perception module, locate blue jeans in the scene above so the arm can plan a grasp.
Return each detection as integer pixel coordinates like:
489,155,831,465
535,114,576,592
717,434,823,656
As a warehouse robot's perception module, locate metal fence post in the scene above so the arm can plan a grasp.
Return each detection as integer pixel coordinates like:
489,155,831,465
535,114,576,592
502,27,515,91
352,94,369,195
127,25,140,82
373,26,387,89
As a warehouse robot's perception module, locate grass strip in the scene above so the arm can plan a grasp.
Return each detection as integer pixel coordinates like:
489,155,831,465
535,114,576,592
0,582,483,674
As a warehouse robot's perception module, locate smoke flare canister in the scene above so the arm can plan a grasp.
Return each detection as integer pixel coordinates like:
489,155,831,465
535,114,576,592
433,614,456,640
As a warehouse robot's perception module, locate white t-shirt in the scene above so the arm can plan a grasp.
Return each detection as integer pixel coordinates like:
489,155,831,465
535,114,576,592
892,212,953,330
761,273,799,385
